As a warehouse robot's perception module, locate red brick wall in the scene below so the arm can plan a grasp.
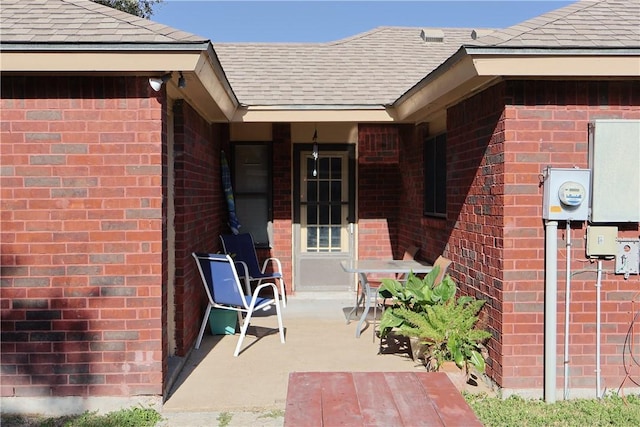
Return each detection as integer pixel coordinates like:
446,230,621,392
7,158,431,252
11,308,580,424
358,124,402,260
172,101,226,355
446,83,507,387
444,80,640,393
0,76,164,398
267,123,293,291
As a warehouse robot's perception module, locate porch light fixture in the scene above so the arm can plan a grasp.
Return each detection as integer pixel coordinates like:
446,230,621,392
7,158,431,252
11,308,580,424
149,73,171,91
178,72,187,89
312,129,319,177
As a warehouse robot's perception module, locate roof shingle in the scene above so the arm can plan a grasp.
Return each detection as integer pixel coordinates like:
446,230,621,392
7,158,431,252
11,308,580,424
0,0,207,43
214,26,486,106
472,0,640,47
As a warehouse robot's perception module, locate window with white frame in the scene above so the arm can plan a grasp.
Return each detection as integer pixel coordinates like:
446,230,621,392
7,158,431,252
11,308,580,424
423,133,446,217
231,143,272,247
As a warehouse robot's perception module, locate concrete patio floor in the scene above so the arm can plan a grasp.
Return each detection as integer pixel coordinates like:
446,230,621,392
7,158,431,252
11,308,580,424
159,291,496,426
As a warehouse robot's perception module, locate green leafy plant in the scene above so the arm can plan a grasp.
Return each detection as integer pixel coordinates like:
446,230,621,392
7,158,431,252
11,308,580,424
377,265,456,337
378,266,491,374
394,297,491,373
217,411,233,427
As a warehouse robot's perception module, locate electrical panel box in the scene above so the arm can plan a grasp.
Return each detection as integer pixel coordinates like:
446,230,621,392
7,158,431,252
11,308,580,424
586,225,618,257
615,238,640,278
589,120,640,223
542,168,591,221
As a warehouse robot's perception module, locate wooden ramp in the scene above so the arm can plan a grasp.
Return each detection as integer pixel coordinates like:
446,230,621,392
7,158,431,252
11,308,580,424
284,371,482,427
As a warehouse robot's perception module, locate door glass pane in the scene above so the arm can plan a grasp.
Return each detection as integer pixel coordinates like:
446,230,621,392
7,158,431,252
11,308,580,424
331,158,342,179
308,181,317,201
319,181,329,202
307,204,317,225
307,226,318,248
319,205,329,224
319,158,330,179
331,181,341,202
331,226,341,247
331,204,341,224
319,226,329,248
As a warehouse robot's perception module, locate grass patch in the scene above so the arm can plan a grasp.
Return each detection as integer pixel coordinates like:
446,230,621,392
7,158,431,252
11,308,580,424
216,411,232,427
465,392,640,426
257,409,285,419
0,407,161,427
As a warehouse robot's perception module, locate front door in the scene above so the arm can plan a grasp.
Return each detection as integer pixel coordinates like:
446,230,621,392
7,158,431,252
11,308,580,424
293,144,355,291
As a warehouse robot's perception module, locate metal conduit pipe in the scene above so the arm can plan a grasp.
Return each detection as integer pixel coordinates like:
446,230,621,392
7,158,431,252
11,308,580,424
545,220,558,403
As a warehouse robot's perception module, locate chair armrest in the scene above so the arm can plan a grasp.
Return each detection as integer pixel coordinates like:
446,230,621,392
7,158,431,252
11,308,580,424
246,282,280,309
260,257,283,274
234,260,252,295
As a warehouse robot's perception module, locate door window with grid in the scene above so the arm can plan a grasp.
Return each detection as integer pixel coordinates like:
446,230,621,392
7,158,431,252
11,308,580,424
301,154,348,253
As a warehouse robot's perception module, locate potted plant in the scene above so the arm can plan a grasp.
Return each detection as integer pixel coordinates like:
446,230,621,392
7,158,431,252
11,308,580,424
378,267,491,378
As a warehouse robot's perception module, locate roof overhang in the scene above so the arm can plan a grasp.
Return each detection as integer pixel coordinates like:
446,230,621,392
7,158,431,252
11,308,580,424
232,105,397,123
395,47,640,124
0,42,238,122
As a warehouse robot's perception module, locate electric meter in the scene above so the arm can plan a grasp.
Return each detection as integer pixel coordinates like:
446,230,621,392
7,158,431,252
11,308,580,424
542,168,590,221
558,181,586,207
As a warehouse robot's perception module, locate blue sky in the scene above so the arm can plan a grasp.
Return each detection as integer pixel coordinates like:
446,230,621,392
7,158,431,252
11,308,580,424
152,1,575,43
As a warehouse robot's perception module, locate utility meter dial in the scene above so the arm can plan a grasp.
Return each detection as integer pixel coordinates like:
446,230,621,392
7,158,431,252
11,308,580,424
558,181,586,207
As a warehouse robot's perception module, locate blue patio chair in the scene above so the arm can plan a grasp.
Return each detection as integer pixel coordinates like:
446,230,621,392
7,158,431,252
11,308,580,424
220,233,287,308
192,252,285,357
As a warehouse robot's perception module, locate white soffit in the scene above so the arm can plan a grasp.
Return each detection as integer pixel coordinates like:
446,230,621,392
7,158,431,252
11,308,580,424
232,107,396,123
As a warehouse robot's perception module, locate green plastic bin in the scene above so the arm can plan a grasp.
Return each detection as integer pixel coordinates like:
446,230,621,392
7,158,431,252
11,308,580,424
209,309,237,335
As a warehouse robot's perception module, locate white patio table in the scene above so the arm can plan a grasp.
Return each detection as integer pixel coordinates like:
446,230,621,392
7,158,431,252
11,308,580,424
341,259,433,338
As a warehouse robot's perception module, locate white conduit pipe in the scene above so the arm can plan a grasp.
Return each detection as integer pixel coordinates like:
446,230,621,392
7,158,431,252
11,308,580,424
564,221,571,400
596,259,603,399
545,220,558,404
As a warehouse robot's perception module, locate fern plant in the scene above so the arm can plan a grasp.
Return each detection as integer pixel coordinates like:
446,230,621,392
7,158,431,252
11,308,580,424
394,297,491,373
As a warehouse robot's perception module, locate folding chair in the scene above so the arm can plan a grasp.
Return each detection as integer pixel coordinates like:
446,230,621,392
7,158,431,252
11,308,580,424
432,255,453,285
192,253,285,357
220,233,287,307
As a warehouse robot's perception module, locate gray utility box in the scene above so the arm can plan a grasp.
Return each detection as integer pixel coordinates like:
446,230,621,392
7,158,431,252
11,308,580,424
588,120,640,223
542,168,590,221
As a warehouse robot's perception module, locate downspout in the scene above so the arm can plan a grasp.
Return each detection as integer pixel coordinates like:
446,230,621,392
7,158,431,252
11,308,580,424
545,220,558,403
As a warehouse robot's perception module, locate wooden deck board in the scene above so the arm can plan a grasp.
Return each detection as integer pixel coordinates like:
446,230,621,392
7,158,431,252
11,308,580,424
352,372,403,427
319,372,364,427
283,372,323,427
285,371,480,427
417,372,483,427
383,372,444,426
